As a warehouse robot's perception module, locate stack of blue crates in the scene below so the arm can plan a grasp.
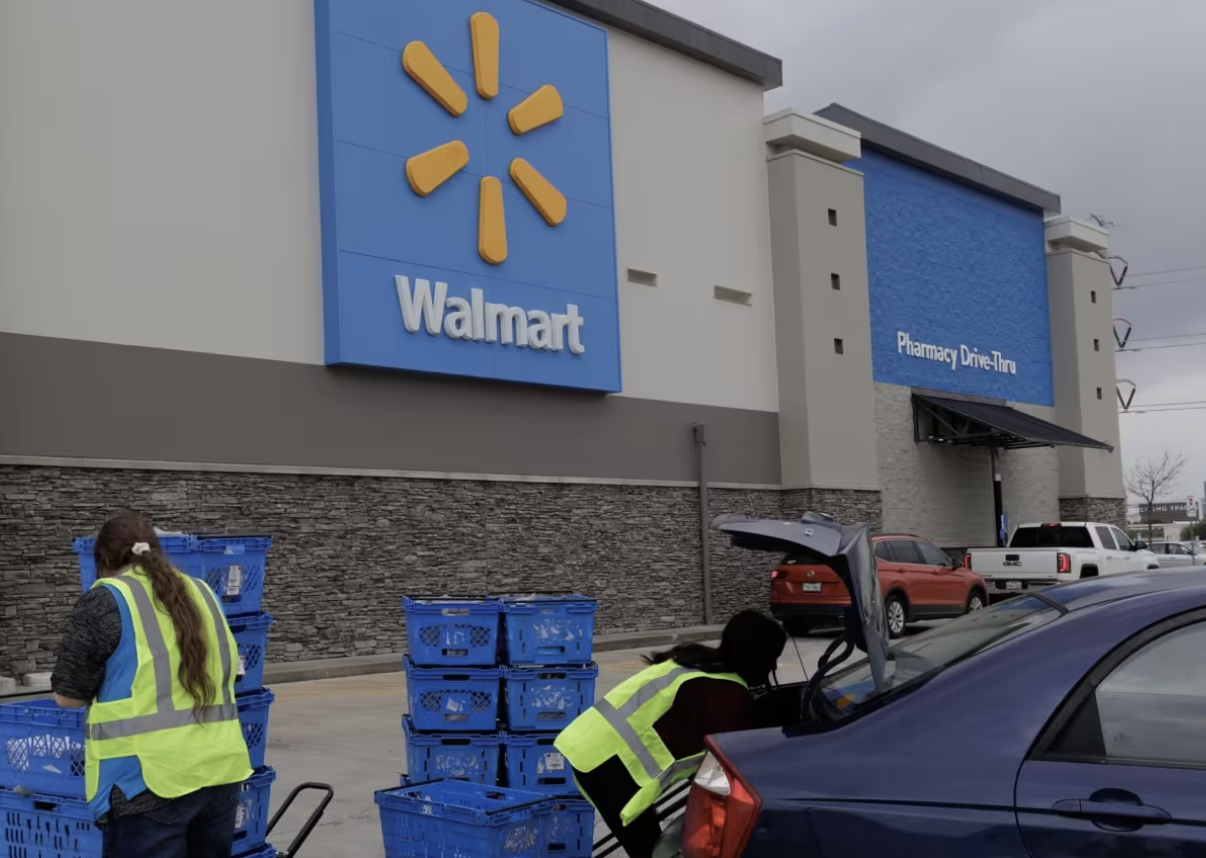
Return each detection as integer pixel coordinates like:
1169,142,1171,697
397,594,599,858
0,532,281,857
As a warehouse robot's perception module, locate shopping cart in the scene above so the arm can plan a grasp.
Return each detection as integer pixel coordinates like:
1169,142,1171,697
264,782,335,857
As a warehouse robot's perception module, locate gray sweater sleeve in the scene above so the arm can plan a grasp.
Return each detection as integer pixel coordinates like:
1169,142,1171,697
51,586,123,702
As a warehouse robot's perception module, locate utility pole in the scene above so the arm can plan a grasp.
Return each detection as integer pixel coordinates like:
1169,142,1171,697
693,424,713,625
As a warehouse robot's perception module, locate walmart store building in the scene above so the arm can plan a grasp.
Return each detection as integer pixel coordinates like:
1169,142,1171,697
0,0,1124,673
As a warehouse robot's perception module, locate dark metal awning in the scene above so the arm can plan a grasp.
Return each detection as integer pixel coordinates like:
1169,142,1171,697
913,394,1114,451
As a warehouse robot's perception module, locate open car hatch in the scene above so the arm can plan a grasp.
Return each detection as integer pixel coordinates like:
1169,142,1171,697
713,512,889,691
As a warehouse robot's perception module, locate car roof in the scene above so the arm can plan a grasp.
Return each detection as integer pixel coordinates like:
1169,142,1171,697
1038,568,1206,612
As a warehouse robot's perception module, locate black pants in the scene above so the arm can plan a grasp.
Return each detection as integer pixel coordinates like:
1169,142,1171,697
574,761,663,858
102,782,240,858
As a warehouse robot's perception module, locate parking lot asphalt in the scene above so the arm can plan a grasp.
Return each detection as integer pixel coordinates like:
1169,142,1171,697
265,625,950,857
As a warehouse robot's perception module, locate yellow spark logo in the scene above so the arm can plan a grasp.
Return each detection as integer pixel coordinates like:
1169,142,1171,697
403,12,567,266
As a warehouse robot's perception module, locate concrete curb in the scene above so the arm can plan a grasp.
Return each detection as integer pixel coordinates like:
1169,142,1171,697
262,624,723,685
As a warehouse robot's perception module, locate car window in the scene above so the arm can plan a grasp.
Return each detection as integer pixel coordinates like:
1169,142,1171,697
1046,622,1206,768
823,596,1060,715
873,541,894,562
887,539,923,565
1095,526,1116,550
918,541,951,568
1172,544,1189,556
781,553,820,566
1010,526,1094,549
1111,528,1133,551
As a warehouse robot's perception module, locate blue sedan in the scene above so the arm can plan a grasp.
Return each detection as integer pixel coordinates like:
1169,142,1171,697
675,567,1206,858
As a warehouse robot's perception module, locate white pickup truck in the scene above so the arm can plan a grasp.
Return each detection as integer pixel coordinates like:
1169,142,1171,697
964,522,1161,601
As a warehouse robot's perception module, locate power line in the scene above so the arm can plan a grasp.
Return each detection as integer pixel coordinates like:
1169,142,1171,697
1123,400,1206,408
1131,331,1206,343
1129,264,1206,279
1118,341,1206,352
1117,276,1206,290
1122,406,1206,414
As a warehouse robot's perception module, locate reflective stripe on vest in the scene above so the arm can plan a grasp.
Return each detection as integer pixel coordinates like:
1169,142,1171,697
87,574,236,740
555,660,747,827
591,665,701,778
85,570,252,808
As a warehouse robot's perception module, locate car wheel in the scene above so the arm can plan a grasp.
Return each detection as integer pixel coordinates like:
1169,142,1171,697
885,594,907,639
782,619,812,637
966,590,986,614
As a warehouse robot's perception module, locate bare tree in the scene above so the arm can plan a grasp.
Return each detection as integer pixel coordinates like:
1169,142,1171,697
1126,451,1189,542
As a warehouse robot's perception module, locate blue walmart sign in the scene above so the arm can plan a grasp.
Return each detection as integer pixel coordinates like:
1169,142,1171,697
858,151,1054,406
314,0,621,392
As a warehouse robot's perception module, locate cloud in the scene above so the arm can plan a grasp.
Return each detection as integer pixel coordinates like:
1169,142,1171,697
652,0,1206,500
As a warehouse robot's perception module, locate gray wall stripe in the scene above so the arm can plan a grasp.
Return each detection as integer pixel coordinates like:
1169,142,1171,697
0,333,781,486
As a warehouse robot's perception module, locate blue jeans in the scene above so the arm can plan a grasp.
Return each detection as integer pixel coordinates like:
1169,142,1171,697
102,782,240,858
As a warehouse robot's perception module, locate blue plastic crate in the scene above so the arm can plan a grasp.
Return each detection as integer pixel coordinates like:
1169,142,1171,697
547,798,594,858
403,597,501,667
73,534,203,593
0,694,273,801
502,665,598,732
233,766,276,856
404,658,501,733
238,688,275,770
376,780,552,858
0,700,85,798
0,788,101,857
199,536,273,617
403,717,501,786
229,613,274,696
501,596,597,666
502,734,577,796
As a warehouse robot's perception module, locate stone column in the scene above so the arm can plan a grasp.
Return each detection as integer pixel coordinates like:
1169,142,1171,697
1044,216,1127,527
764,110,882,525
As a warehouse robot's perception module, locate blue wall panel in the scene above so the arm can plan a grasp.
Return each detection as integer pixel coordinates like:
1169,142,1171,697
315,0,620,392
857,150,1054,406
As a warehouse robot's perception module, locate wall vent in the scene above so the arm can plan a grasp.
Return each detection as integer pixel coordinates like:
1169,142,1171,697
713,285,753,306
627,268,657,287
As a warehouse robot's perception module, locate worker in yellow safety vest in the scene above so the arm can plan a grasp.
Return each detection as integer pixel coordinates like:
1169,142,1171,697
51,514,252,858
556,611,787,858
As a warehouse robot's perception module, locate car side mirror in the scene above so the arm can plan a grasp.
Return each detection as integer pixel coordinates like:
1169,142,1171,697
1134,540,1147,551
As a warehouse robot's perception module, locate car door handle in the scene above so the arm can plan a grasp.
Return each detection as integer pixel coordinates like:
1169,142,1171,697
1052,798,1171,825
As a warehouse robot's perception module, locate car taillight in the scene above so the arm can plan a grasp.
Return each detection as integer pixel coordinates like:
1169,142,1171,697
770,569,783,580
1057,552,1071,574
682,742,761,858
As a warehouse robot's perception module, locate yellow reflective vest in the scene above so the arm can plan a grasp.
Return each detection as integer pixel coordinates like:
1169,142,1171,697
555,659,747,826
85,569,252,812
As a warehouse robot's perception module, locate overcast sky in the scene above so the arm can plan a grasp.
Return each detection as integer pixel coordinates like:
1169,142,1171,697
650,0,1206,504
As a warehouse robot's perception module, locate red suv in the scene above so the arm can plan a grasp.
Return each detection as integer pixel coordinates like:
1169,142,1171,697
770,533,987,638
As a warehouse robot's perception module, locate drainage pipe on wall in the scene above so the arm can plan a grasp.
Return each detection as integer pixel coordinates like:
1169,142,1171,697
693,423,714,625
991,446,1005,548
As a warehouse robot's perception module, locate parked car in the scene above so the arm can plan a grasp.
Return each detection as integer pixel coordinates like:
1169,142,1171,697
964,522,1159,601
1148,540,1206,568
667,514,1206,858
770,533,986,639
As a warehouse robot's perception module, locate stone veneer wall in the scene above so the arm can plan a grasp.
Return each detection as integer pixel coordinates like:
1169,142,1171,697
0,466,874,677
781,488,884,533
1058,496,1128,530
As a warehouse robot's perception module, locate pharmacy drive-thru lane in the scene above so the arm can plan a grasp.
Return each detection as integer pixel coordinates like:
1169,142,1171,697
261,634,844,858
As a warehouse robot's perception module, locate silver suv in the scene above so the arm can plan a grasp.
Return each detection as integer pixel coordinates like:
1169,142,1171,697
1149,541,1206,568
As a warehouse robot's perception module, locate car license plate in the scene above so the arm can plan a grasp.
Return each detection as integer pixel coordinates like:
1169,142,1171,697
800,583,822,593
1005,581,1023,591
